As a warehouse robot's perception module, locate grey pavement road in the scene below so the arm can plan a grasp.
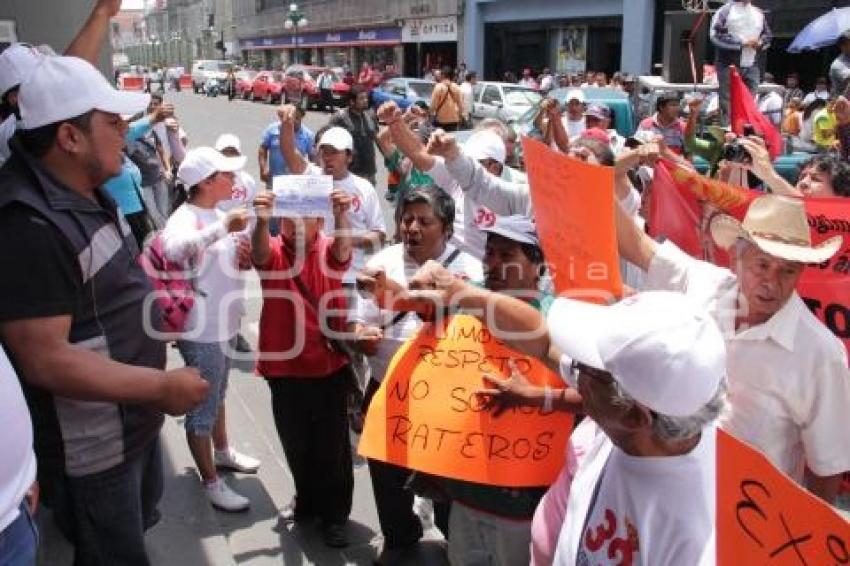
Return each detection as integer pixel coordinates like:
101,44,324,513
35,91,448,565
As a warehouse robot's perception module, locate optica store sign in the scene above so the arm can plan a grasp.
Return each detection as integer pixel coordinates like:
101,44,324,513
402,17,458,43
241,27,401,50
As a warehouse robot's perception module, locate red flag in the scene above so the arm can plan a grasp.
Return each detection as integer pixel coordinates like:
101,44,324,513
647,160,703,257
729,65,783,159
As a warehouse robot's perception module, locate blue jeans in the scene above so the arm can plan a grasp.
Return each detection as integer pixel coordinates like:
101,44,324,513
0,503,38,566
177,338,234,436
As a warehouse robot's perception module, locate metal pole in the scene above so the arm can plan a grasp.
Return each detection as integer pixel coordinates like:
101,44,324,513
294,20,299,64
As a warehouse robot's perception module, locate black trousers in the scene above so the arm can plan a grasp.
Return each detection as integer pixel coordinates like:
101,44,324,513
267,367,354,525
363,379,424,548
320,88,333,110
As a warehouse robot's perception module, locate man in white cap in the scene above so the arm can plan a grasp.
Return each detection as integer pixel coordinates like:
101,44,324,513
376,100,530,260
561,89,587,139
616,193,850,503
215,133,259,213
0,55,209,563
277,104,386,287
214,133,258,354
398,262,726,565
0,0,124,167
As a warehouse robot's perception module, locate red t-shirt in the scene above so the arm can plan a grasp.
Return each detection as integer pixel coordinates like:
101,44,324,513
256,234,351,378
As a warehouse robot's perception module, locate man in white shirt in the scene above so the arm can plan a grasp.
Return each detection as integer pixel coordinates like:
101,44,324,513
560,89,587,139
538,68,554,94
710,0,771,124
400,265,726,566
803,76,831,107
757,72,784,127
616,193,850,502
459,71,477,129
215,133,259,354
278,105,386,285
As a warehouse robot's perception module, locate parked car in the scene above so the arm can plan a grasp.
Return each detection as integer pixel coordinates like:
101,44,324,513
370,77,436,110
191,59,233,93
281,65,351,109
235,70,258,99
250,71,285,104
471,82,543,123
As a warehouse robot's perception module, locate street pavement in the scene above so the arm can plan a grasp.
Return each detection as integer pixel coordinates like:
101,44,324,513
36,91,449,565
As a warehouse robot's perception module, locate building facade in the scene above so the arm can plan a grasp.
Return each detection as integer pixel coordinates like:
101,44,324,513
0,1,112,75
462,0,656,79
232,0,460,75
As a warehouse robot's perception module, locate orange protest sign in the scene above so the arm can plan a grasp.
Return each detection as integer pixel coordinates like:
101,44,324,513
717,429,850,564
358,314,573,487
521,137,622,303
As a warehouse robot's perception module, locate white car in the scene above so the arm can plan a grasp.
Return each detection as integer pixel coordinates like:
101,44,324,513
191,59,233,93
471,82,542,123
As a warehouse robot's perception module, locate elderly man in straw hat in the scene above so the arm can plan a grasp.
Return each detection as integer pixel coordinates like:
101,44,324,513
615,193,850,503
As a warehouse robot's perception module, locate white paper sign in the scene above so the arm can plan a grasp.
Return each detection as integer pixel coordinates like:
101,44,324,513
272,175,332,218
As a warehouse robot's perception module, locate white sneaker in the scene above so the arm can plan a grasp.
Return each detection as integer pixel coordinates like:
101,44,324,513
214,448,261,474
205,478,250,512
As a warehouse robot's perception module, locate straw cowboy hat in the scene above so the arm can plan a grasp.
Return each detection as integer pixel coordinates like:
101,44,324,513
710,194,842,264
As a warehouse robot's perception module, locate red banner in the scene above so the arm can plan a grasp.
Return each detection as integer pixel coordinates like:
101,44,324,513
730,65,783,159
650,161,850,353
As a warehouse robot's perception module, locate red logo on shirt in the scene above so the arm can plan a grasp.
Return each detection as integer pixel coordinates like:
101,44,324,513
581,509,639,566
473,206,496,228
351,194,362,213
231,185,247,202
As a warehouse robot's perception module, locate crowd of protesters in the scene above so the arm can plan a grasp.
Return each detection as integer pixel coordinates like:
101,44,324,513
2,0,850,565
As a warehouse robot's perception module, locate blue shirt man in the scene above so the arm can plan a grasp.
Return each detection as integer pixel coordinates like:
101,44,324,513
259,108,315,186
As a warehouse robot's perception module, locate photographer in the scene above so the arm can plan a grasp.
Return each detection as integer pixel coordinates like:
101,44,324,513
733,136,850,198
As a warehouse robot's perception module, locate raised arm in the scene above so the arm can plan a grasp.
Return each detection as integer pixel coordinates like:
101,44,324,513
378,101,437,172
428,131,530,208
277,104,308,175
615,188,658,272
545,100,570,154
251,191,274,267
329,190,353,264
64,0,120,65
737,137,801,197
408,261,552,361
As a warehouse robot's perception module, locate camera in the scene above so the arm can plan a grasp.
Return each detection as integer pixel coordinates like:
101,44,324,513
722,123,755,163
722,141,751,163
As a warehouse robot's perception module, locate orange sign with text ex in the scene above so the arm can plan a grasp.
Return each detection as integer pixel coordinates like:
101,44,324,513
717,429,850,565
358,315,573,487
521,137,623,303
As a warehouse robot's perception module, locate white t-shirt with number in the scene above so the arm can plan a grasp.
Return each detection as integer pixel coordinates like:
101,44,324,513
305,164,387,283
553,419,716,566
425,155,530,260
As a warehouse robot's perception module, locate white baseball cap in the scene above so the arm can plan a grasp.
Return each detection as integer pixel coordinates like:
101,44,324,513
214,133,242,153
177,146,246,188
318,126,353,151
0,44,45,98
480,215,539,246
548,291,726,417
18,56,150,130
464,130,506,164
565,89,586,104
